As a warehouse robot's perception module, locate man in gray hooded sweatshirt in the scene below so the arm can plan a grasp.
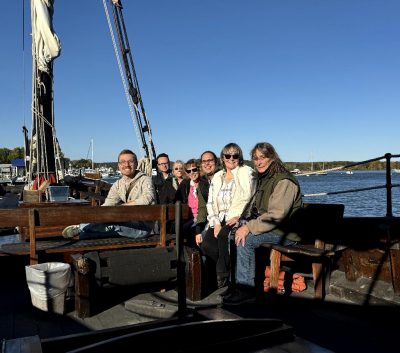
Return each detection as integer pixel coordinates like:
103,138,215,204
62,149,156,239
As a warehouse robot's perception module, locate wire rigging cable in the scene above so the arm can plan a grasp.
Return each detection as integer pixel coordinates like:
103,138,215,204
102,0,156,166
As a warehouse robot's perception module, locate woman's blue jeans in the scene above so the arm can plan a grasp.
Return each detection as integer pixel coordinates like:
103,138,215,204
235,231,296,287
79,221,151,240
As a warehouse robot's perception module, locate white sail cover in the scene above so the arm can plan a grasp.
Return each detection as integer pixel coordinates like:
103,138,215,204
31,0,61,73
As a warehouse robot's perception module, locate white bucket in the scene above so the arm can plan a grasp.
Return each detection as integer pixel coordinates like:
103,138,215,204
25,262,71,314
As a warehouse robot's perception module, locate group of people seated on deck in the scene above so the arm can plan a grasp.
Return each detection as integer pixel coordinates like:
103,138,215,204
62,141,303,305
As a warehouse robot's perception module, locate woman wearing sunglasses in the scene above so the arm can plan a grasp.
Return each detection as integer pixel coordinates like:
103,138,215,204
175,159,209,246
172,160,187,190
197,143,255,290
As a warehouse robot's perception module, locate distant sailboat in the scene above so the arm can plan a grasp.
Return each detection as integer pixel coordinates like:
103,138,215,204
83,139,101,180
297,160,327,176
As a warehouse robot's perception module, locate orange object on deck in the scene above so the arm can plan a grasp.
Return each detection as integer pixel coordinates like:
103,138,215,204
32,173,57,190
263,266,306,293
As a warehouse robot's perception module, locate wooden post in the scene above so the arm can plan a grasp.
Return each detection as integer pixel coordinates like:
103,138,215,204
71,254,93,318
175,201,187,317
269,249,281,292
28,208,38,265
389,242,400,295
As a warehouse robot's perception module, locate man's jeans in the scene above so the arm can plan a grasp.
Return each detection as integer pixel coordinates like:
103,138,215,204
235,231,296,287
79,221,151,240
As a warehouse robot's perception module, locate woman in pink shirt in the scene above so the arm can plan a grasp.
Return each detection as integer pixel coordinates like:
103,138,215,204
175,159,208,247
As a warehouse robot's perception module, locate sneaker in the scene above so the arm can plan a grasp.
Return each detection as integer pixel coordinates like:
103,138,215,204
222,286,255,306
62,225,80,238
217,276,229,289
218,283,235,298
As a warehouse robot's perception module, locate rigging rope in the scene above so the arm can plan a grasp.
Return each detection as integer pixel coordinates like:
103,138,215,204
303,184,400,198
102,0,147,158
22,0,26,128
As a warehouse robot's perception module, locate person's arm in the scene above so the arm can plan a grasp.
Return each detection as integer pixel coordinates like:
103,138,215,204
102,182,122,206
126,176,156,206
195,187,207,233
206,178,220,228
247,179,298,235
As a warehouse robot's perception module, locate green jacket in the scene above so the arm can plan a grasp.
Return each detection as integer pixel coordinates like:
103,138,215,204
246,168,303,242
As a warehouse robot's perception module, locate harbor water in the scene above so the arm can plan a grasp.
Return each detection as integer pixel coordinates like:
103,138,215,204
298,171,400,217
105,171,400,218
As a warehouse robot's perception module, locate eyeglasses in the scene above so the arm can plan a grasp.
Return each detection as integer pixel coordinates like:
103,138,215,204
185,168,199,174
158,162,169,166
118,160,135,165
174,168,183,171
224,154,239,160
201,159,215,164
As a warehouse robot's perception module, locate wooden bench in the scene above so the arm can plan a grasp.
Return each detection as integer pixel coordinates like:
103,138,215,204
262,203,345,299
18,199,91,240
0,208,31,246
1,203,202,317
1,204,184,264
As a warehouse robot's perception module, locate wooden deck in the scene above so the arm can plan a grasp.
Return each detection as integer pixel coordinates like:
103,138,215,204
2,212,400,352
1,249,399,353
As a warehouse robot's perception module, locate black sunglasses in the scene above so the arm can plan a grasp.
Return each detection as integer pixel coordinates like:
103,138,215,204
185,168,199,174
224,154,239,160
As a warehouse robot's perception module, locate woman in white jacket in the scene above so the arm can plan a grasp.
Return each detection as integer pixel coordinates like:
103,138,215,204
197,143,255,289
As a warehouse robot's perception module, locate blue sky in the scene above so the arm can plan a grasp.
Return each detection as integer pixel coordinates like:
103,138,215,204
1,0,400,163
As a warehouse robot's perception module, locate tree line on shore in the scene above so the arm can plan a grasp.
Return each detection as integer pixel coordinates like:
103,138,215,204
2,146,400,171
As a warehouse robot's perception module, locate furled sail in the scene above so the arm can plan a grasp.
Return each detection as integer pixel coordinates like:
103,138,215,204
28,0,62,189
31,0,60,72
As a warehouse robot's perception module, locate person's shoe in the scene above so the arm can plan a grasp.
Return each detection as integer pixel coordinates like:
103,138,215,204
218,284,235,298
222,286,255,306
217,276,229,289
62,225,80,238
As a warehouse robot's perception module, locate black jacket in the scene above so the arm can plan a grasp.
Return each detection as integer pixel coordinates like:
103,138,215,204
152,172,176,204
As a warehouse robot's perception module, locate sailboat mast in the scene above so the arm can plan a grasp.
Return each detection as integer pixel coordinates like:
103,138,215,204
29,0,61,189
91,139,94,170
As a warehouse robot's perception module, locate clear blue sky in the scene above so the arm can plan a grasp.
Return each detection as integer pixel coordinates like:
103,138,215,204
2,0,400,163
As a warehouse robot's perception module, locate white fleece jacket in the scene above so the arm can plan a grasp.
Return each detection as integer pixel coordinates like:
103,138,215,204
207,165,255,227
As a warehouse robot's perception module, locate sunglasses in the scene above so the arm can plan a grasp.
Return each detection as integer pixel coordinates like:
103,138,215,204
185,168,199,174
224,154,239,160
174,168,183,171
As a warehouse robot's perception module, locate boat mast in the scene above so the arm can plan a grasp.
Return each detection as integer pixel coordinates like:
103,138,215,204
91,139,94,170
28,0,61,189
103,0,157,165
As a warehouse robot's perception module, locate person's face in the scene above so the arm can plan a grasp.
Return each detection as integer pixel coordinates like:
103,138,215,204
223,148,240,171
157,157,169,174
201,152,216,175
173,163,184,179
185,164,200,182
252,149,271,174
118,153,137,177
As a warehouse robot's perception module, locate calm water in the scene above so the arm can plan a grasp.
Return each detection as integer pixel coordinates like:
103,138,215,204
298,171,400,217
104,172,400,217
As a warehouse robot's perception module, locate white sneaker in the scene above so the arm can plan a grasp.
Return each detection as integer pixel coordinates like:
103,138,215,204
62,225,80,238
